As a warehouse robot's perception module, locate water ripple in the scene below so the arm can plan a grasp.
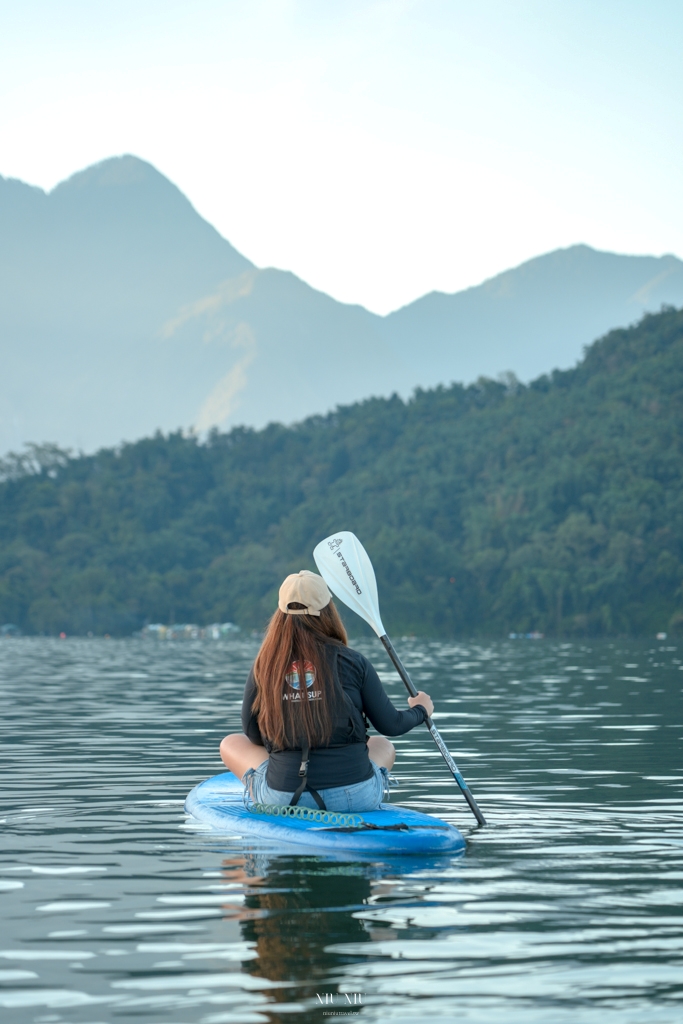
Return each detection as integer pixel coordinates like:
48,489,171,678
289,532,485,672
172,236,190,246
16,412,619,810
1,636,682,1022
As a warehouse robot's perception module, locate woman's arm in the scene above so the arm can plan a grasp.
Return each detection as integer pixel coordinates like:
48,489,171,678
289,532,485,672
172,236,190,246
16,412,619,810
361,659,430,736
241,668,265,745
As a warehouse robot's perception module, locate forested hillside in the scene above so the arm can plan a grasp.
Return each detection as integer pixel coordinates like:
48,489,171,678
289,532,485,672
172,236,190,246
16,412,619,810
1,307,682,638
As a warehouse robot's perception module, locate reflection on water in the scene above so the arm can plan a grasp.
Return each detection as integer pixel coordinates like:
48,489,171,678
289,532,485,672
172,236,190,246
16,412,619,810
0,636,682,1022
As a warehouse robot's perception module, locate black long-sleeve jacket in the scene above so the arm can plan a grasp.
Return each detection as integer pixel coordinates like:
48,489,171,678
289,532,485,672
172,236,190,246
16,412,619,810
241,644,426,791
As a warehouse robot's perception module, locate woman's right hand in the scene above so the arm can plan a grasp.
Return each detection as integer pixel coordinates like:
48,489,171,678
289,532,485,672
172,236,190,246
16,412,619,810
408,691,434,717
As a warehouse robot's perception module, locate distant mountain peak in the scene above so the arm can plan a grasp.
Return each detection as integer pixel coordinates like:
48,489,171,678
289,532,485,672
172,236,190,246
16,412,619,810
31,154,254,285
51,154,180,195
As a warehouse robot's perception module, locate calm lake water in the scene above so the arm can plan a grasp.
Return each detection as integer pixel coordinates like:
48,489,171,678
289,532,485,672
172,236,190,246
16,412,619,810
1,636,683,1024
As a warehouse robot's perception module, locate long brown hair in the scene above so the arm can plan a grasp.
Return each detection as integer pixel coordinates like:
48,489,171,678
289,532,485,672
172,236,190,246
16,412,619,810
252,600,348,750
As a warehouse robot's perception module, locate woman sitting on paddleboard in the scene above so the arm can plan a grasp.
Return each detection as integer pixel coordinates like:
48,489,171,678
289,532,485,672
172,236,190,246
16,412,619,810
219,570,434,812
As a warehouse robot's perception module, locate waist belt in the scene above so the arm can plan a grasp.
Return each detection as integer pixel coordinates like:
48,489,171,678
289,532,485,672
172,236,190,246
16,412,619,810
289,740,327,811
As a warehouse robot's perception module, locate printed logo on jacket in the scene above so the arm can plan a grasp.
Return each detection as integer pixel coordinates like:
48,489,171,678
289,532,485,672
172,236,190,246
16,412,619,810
283,660,321,701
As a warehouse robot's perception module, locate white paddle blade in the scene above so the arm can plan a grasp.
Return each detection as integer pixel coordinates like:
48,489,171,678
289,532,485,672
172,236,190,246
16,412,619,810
313,532,385,637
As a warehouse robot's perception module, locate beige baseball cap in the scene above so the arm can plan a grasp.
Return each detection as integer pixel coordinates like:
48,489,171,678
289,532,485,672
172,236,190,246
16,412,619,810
278,570,331,616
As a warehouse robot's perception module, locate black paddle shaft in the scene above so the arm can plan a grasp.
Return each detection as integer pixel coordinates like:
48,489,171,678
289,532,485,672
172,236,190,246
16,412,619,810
380,634,487,826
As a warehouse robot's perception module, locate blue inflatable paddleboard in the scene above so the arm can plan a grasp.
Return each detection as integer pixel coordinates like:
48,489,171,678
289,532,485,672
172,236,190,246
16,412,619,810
185,772,465,855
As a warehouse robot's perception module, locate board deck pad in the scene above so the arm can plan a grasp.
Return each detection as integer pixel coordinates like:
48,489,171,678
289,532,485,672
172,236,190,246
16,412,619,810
185,772,466,855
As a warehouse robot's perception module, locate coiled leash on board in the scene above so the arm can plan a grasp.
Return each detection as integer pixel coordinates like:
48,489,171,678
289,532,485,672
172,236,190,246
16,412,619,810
247,801,450,832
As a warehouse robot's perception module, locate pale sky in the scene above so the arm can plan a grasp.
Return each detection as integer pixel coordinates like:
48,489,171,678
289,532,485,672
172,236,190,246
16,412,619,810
1,0,682,314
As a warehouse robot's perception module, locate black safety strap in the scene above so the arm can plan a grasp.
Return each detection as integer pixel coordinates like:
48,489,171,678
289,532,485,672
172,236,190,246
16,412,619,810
289,739,327,810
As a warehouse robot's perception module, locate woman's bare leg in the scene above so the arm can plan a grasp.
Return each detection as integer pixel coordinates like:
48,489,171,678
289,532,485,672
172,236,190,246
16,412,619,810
221,733,394,777
220,734,269,779
367,735,396,769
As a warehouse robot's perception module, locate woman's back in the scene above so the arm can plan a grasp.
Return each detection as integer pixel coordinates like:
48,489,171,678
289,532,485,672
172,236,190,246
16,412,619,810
220,569,433,813
243,642,426,791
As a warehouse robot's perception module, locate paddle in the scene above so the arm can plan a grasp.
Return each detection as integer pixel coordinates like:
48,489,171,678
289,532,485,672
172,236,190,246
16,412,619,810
313,531,486,826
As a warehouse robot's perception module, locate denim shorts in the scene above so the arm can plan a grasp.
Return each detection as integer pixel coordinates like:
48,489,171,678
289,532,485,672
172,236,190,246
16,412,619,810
243,759,397,812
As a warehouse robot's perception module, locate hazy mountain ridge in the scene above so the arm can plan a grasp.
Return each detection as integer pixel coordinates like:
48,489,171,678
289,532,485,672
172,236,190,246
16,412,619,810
158,264,408,433
383,245,683,383
2,153,683,455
